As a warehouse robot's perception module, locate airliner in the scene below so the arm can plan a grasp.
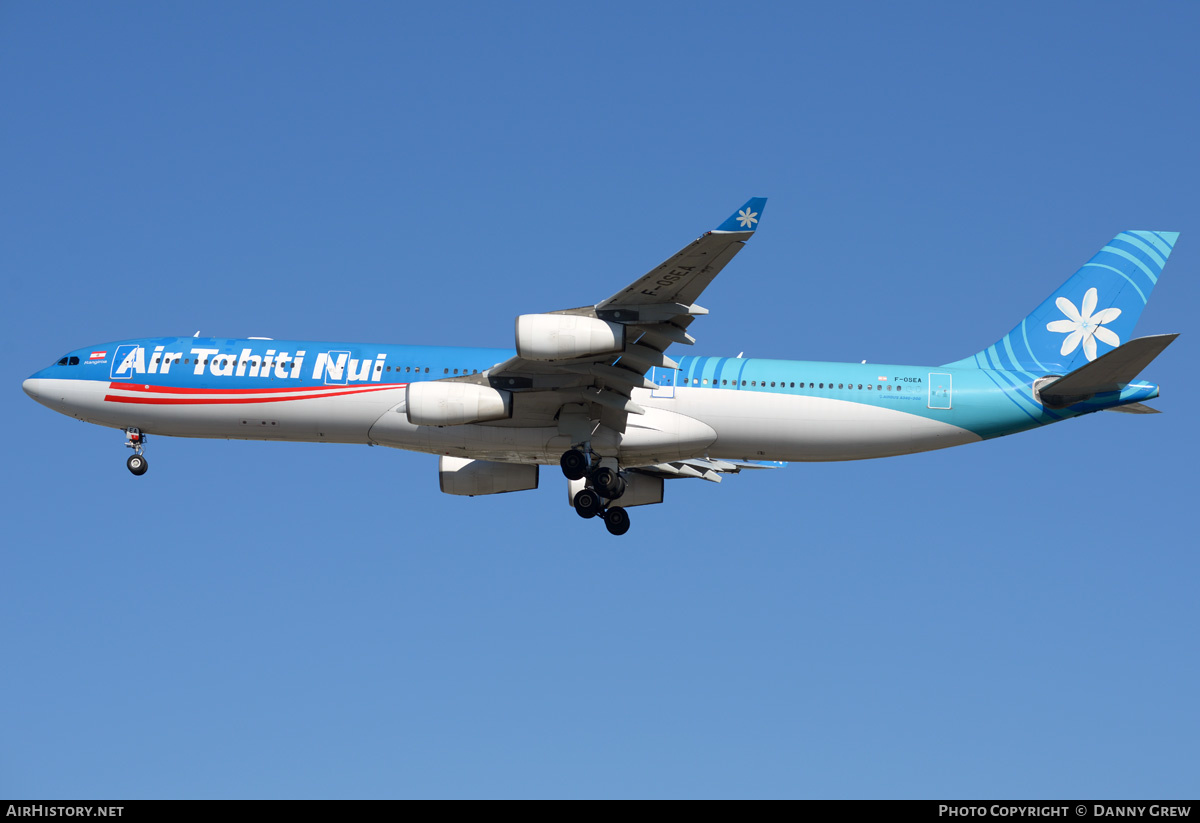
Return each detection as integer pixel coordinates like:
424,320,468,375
23,199,1179,535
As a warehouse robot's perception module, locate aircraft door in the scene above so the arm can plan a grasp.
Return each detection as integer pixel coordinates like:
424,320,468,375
650,366,677,399
928,372,952,410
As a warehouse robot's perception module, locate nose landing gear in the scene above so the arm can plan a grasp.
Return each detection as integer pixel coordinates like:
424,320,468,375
562,448,632,535
125,428,148,476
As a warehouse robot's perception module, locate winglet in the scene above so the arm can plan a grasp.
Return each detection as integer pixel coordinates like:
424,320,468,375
714,197,767,233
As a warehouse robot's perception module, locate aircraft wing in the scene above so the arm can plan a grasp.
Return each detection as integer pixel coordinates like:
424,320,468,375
466,198,767,433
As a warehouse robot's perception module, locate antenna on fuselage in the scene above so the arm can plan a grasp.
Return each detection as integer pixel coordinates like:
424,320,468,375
194,331,200,337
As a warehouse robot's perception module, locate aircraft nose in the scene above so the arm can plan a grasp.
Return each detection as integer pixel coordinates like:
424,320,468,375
23,378,41,400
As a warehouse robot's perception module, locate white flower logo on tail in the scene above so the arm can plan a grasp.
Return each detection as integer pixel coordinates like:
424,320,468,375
1046,287,1121,362
736,208,759,229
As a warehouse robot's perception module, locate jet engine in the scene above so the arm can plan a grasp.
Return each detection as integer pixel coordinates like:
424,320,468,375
406,382,511,426
515,314,625,361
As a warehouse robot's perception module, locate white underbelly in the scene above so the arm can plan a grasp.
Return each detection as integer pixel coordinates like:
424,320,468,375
648,388,979,460
28,379,979,462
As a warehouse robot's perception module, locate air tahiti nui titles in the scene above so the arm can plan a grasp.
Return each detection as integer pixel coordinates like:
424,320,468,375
107,344,390,385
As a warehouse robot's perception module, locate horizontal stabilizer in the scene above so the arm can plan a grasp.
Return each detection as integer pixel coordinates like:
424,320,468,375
1039,333,1177,401
1104,402,1162,415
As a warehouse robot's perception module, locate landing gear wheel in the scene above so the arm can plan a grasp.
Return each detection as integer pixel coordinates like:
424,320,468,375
603,506,630,536
560,449,588,481
126,454,148,476
573,488,603,519
591,467,626,500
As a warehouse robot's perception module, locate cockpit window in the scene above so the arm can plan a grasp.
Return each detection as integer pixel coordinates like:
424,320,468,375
57,357,69,366
56,356,79,366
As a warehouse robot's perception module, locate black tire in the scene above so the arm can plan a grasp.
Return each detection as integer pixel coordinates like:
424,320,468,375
603,506,630,536
573,488,602,519
591,466,625,499
126,454,148,476
560,449,588,481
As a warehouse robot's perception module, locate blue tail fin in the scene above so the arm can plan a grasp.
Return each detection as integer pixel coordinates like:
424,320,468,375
945,231,1179,373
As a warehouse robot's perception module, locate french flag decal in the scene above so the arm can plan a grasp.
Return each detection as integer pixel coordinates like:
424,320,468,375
90,351,107,360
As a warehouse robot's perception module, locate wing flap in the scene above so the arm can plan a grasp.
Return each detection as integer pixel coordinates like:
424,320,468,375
635,457,787,482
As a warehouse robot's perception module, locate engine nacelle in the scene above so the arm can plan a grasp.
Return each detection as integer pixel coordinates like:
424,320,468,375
440,456,538,496
515,314,625,361
406,382,512,426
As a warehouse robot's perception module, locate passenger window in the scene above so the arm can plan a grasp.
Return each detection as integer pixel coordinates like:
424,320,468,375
819,383,824,389
838,383,843,389
770,382,775,387
741,380,746,386
424,368,429,373
790,382,794,388
868,384,873,390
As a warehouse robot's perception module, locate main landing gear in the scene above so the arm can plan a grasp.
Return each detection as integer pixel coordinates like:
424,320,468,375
562,448,631,536
124,427,148,476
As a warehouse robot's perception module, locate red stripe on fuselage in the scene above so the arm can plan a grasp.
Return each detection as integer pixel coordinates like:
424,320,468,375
107,381,409,394
103,384,405,405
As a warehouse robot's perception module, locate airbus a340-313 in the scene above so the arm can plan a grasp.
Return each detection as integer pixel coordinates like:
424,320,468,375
24,199,1178,535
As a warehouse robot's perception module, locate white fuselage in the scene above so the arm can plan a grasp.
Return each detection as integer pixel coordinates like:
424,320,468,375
23,375,980,466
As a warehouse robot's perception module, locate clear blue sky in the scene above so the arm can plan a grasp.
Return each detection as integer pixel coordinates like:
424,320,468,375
3,1,1197,799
